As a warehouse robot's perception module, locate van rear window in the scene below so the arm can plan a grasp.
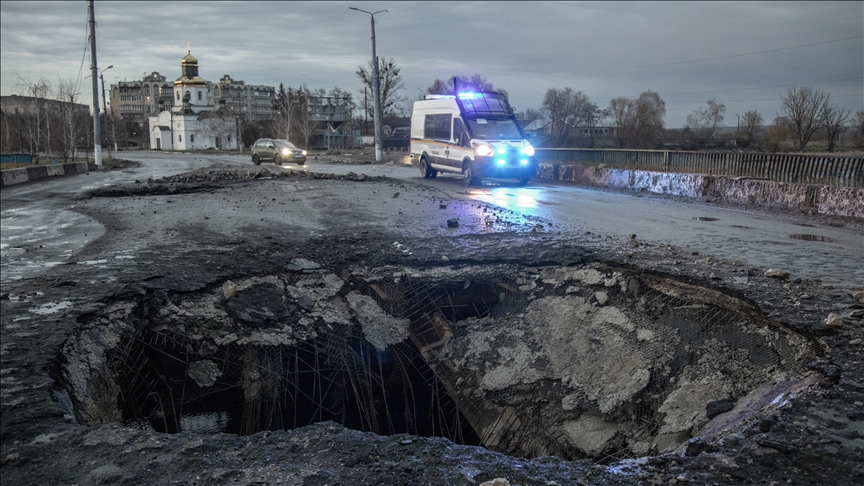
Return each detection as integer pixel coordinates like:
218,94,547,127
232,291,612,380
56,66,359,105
424,114,452,140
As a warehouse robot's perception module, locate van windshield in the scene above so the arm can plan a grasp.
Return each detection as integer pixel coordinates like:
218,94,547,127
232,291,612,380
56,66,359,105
465,117,522,140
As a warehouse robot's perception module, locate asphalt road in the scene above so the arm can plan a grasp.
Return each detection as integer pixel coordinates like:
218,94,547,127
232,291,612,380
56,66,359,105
2,151,861,290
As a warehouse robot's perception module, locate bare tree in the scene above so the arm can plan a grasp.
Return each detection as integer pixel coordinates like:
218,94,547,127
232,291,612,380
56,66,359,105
631,91,666,149
293,87,320,150
55,78,86,162
763,116,790,152
14,74,52,154
607,92,666,149
684,99,725,148
779,86,829,151
819,102,850,152
738,110,763,148
540,88,596,147
606,97,633,148
425,74,507,98
270,83,298,142
356,58,407,117
853,110,864,148
517,108,543,127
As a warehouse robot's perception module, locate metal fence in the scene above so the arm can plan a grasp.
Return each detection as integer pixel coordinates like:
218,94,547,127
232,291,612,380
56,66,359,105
536,148,864,188
0,153,33,168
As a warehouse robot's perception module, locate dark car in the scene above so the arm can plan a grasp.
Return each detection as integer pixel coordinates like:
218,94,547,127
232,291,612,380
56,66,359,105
251,138,307,165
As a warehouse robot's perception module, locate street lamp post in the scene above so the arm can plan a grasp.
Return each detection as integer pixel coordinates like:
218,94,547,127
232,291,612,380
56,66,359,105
350,7,387,162
99,65,114,160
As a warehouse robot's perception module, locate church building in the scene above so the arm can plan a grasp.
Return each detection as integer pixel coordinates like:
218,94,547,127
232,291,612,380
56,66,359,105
148,48,238,151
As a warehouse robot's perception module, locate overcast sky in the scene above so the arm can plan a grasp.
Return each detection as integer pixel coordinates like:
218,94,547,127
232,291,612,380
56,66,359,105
1,1,861,127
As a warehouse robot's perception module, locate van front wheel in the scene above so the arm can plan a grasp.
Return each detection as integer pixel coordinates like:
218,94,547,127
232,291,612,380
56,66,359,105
463,162,479,187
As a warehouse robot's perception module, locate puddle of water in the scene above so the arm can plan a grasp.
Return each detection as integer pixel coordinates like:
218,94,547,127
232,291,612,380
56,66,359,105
41,262,66,268
114,255,136,260
789,234,833,242
80,259,108,265
695,217,719,222
30,301,73,315
793,223,816,228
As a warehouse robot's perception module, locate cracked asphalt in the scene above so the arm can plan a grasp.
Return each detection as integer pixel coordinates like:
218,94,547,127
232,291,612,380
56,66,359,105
0,153,862,485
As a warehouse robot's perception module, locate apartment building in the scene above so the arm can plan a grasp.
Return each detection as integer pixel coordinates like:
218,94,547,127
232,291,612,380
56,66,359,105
212,75,274,121
110,72,174,129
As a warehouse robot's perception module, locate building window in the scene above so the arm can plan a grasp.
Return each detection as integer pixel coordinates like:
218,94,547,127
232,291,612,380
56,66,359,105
191,134,195,142
178,135,182,142
227,135,231,142
176,92,180,101
197,91,202,101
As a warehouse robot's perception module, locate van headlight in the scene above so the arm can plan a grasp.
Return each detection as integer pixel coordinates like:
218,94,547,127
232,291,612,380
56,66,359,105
520,144,535,156
301,150,307,155
282,148,291,155
475,144,493,157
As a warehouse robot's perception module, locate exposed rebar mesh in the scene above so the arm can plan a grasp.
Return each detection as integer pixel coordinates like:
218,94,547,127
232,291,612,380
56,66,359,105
112,325,480,444
88,264,819,462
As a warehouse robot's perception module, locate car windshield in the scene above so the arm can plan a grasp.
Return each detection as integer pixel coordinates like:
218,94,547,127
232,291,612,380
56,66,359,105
273,140,297,149
465,117,522,140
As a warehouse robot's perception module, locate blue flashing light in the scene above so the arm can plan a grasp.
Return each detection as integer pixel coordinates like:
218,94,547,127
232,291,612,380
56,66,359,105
496,159,506,166
458,92,477,99
519,159,529,165
496,147,506,154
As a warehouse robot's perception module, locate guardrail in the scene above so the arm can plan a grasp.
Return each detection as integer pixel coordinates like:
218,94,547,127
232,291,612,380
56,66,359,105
535,149,864,188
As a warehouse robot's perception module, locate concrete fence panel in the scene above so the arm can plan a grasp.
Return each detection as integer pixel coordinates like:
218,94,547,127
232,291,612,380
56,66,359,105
62,162,88,175
817,186,864,217
46,165,65,177
26,165,49,181
536,161,864,218
1,168,29,186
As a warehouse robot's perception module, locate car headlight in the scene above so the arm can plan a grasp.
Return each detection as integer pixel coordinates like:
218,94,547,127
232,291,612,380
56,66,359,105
282,148,291,155
302,150,307,155
475,144,493,157
520,144,535,156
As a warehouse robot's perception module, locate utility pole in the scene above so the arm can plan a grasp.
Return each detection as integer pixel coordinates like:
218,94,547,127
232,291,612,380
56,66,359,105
100,65,114,159
88,0,102,166
350,7,387,162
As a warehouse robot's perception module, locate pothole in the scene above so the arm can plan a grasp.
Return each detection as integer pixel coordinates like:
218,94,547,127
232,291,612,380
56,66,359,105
789,234,833,242
50,262,822,463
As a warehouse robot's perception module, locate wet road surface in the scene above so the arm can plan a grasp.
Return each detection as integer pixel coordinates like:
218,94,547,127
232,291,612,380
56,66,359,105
2,151,861,290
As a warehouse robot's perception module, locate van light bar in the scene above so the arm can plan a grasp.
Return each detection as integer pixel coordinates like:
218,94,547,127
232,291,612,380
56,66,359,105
458,92,477,99
497,159,506,165
496,147,506,154
519,159,529,165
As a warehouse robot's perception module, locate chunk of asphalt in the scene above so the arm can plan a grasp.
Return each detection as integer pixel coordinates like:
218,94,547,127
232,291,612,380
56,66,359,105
705,398,737,419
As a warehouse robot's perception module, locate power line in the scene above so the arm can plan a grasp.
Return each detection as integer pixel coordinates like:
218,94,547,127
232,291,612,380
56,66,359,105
663,93,864,104
661,76,863,97
637,35,863,68
74,6,90,95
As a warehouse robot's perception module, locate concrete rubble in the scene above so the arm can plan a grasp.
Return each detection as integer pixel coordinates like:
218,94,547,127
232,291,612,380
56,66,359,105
2,166,862,485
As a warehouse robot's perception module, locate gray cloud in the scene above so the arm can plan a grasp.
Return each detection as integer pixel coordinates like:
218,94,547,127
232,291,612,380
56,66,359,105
1,1,861,127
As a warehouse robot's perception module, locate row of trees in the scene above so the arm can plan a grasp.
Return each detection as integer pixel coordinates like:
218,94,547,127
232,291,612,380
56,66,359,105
346,58,863,153
0,75,134,159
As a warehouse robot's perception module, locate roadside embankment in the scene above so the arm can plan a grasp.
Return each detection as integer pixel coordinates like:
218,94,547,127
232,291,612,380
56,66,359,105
537,163,864,218
1,162,89,187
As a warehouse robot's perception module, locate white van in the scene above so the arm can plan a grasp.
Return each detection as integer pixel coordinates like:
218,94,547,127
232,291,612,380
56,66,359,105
409,92,536,186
